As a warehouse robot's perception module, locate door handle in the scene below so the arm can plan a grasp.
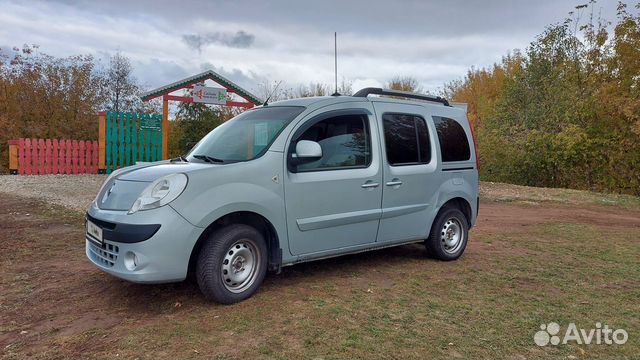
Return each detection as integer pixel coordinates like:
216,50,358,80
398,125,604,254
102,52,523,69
361,181,380,189
386,179,403,186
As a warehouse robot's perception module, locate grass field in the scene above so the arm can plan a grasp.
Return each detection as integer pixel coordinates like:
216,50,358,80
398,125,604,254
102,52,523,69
0,181,638,359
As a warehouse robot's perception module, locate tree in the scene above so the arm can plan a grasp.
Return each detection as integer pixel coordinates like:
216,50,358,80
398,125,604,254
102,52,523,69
296,82,330,97
102,52,143,113
0,44,105,172
386,76,423,93
171,96,243,156
444,0,640,195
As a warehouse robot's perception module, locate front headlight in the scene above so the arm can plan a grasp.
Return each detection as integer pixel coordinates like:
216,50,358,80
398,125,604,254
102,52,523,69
128,173,188,214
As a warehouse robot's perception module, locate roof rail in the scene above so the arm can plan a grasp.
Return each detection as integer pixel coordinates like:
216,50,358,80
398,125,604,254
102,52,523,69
353,87,450,106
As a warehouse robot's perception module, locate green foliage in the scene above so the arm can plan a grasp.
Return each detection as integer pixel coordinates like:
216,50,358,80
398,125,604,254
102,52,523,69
0,46,152,173
387,76,422,93
169,102,240,157
445,1,640,195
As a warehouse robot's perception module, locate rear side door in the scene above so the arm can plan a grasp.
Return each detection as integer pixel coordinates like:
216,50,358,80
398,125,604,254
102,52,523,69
284,102,383,256
372,101,446,243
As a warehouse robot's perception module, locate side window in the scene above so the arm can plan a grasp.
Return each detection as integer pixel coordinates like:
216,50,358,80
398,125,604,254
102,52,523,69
382,113,431,166
295,114,371,172
432,116,471,162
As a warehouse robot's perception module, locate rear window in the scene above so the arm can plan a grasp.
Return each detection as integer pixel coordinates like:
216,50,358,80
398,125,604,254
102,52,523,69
382,113,431,166
432,116,471,162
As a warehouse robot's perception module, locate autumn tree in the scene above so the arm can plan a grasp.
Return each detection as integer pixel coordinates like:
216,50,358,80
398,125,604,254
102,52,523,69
386,76,423,92
445,0,640,195
101,52,143,113
0,45,105,172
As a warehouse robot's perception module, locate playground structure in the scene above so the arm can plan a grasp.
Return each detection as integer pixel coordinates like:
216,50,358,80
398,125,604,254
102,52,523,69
8,69,262,175
140,69,263,160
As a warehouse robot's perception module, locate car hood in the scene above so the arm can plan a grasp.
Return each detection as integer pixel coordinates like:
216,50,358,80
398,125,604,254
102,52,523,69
117,161,213,182
97,161,215,211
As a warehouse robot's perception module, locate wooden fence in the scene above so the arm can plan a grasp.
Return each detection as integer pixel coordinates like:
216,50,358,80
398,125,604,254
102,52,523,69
8,139,99,175
102,112,163,174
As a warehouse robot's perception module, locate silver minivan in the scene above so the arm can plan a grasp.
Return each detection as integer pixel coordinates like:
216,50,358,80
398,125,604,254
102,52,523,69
86,88,479,304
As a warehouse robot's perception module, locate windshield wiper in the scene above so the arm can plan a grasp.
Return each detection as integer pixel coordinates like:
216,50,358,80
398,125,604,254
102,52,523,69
193,154,225,163
170,155,189,163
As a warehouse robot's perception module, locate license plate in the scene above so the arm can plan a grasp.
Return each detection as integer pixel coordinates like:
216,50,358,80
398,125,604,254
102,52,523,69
86,220,103,245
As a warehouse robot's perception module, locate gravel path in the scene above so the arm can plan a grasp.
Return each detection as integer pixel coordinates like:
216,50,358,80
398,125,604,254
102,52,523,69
0,175,106,212
2,175,636,214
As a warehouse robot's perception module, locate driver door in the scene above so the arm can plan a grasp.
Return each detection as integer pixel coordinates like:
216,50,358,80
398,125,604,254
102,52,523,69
284,103,383,256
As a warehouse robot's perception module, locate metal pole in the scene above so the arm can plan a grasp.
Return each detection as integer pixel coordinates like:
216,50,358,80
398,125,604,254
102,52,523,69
334,32,338,94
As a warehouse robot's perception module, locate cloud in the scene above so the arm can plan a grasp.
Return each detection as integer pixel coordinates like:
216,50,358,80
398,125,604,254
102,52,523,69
0,0,624,96
182,31,255,52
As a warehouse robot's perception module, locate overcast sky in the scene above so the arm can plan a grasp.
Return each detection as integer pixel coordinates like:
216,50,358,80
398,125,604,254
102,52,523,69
0,0,621,97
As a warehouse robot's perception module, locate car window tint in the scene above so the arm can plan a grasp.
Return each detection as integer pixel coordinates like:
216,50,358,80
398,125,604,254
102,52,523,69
383,113,430,165
432,116,471,162
296,114,371,171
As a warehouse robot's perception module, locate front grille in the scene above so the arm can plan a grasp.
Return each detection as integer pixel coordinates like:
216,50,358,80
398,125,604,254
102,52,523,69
88,240,120,267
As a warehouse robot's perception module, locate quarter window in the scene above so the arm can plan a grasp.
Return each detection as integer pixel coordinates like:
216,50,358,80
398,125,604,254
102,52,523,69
432,116,471,162
382,113,431,166
295,114,371,172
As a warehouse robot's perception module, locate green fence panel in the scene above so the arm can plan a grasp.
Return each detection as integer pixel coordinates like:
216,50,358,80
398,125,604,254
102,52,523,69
138,114,144,163
131,113,137,165
124,113,130,166
105,111,162,172
106,112,112,174
110,112,117,173
156,116,162,161
146,118,153,162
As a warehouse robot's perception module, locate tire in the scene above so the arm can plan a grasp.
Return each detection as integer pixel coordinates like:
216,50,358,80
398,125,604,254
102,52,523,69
196,224,268,304
425,206,469,261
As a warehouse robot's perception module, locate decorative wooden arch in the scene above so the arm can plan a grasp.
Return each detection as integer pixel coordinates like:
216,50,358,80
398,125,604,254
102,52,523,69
140,69,263,159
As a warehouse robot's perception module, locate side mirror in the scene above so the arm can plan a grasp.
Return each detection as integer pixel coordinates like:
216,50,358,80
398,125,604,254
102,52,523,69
294,140,322,160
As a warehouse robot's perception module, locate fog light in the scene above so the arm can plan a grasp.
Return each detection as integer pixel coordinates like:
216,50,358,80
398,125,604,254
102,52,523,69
124,251,139,271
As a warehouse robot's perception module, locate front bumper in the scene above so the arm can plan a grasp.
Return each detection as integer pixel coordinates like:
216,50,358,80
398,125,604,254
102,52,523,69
85,202,204,284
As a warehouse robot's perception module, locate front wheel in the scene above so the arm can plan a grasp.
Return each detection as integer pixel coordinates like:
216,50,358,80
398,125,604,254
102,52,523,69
425,207,469,261
196,224,268,304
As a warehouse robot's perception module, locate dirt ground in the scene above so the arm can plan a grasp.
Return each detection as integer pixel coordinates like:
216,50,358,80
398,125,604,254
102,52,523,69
0,180,639,359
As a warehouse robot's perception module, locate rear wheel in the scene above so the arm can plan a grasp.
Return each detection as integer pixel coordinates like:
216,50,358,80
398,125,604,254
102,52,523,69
196,224,267,304
425,207,469,261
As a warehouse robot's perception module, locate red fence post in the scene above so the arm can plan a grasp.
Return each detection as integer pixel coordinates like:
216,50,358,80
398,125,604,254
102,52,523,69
24,138,31,175
71,140,78,174
59,140,66,174
45,139,52,174
65,140,71,175
92,141,98,174
38,139,45,175
79,141,85,173
18,138,25,175
32,138,37,174
82,141,89,174
29,139,35,174
52,139,59,174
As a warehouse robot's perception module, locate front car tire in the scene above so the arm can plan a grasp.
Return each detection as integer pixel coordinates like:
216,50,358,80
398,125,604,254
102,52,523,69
196,224,268,304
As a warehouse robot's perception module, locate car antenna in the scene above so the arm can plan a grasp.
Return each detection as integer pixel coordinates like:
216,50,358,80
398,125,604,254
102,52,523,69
263,80,283,106
331,32,340,96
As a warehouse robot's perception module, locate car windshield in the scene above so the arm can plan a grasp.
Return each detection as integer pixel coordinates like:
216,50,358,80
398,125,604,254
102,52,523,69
186,106,305,163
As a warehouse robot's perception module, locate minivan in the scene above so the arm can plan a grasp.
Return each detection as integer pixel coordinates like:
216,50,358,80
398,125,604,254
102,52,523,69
86,88,479,304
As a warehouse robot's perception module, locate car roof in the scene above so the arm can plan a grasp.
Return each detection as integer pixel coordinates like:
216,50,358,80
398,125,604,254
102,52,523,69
265,94,454,109
263,94,466,119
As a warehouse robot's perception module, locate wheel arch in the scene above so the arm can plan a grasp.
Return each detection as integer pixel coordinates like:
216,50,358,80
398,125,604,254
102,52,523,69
438,196,473,227
188,211,282,274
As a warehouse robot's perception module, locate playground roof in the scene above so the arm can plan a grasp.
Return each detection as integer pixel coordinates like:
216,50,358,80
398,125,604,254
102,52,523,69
140,69,263,105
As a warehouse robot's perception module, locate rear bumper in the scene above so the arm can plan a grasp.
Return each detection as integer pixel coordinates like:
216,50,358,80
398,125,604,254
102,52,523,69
85,203,204,284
